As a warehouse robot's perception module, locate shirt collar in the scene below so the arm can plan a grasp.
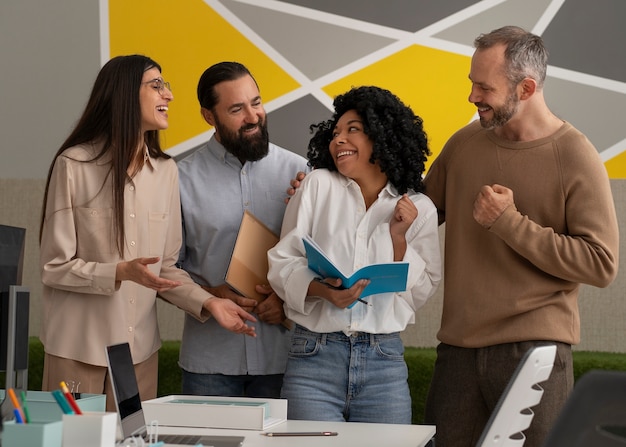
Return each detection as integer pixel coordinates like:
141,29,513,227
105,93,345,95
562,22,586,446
339,174,399,198
383,182,400,197
143,144,157,171
207,136,244,167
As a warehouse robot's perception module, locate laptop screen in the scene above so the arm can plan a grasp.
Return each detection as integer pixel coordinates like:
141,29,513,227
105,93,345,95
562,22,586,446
105,342,147,439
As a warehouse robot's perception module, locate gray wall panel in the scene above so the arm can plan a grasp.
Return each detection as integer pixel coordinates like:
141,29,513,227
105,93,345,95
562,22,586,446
0,0,101,179
267,95,332,157
546,77,626,151
282,0,479,32
222,0,395,80
542,0,626,83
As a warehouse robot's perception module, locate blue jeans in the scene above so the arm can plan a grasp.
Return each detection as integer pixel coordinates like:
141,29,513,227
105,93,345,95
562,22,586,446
181,371,284,398
281,325,411,424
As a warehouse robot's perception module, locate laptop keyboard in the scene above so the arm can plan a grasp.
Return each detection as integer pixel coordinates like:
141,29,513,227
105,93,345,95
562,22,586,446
158,434,203,444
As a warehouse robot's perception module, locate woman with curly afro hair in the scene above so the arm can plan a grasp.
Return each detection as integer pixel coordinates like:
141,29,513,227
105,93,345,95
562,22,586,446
268,86,442,424
307,85,429,195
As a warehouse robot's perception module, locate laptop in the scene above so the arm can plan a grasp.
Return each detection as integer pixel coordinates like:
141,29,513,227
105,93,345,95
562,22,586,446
105,342,244,447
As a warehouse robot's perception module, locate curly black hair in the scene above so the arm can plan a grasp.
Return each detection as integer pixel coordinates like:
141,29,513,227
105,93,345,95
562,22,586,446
307,86,430,194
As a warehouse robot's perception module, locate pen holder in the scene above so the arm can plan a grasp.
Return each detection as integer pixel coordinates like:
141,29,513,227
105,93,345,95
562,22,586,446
0,390,106,422
2,419,63,447
62,411,117,447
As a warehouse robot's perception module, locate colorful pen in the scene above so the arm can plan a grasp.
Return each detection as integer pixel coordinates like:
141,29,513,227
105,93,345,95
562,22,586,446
261,431,338,437
13,408,24,424
60,381,83,415
313,277,371,307
7,388,25,422
20,391,31,423
52,389,75,415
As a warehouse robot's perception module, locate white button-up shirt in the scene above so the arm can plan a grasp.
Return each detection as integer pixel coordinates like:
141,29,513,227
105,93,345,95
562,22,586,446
268,169,442,335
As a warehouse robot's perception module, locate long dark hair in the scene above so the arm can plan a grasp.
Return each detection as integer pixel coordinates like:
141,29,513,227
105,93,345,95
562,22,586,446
40,54,170,256
307,85,430,194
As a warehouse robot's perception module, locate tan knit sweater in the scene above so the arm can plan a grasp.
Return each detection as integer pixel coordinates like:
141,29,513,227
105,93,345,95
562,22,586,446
424,120,619,348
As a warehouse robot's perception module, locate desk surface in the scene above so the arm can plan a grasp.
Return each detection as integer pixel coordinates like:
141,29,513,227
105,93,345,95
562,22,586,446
160,420,435,447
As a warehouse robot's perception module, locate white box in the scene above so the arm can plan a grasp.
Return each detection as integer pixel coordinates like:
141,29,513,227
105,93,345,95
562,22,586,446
142,395,287,430
62,412,117,447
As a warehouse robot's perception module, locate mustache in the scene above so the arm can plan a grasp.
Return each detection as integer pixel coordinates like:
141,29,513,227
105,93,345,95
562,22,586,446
240,122,261,133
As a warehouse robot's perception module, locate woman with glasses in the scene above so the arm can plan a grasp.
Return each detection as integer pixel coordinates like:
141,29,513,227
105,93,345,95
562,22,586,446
39,54,256,410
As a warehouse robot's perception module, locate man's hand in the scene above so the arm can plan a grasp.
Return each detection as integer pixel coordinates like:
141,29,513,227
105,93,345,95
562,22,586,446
473,184,514,228
203,297,257,337
202,283,258,312
116,257,182,292
254,284,287,325
284,171,307,204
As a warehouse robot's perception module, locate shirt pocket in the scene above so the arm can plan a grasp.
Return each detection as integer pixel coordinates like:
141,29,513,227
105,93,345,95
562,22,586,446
75,207,115,257
148,211,169,256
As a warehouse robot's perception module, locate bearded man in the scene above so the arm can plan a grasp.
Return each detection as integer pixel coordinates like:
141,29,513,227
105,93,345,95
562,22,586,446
422,27,618,447
176,62,309,398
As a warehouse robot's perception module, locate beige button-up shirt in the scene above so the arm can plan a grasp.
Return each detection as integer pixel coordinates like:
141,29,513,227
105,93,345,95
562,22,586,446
40,143,210,366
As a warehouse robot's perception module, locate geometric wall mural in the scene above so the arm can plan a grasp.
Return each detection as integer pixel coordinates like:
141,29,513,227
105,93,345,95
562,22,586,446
104,0,626,177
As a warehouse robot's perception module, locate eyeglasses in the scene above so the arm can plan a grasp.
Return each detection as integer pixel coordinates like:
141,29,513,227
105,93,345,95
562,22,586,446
142,78,172,96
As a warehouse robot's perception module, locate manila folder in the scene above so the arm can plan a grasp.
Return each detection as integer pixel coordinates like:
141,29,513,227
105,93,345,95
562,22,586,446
225,210,279,302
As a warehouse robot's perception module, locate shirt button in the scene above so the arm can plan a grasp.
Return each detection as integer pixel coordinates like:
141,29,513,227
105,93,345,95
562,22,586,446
128,327,133,332
130,213,135,218
130,241,136,246
129,185,135,191
130,297,135,304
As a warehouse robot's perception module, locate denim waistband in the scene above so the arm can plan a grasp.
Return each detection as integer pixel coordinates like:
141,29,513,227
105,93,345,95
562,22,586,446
294,324,400,345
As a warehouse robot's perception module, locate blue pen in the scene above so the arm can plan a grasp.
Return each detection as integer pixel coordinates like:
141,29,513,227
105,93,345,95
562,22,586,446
13,408,24,423
148,442,164,447
52,389,75,414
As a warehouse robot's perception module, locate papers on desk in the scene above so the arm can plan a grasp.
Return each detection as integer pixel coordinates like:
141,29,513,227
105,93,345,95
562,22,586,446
142,396,287,431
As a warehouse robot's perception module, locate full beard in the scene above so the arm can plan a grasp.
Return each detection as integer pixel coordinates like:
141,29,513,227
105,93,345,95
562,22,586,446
218,118,270,162
478,92,520,129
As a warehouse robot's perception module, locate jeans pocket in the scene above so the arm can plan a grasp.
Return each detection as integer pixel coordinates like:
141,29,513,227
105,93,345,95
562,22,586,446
288,333,320,358
375,336,405,361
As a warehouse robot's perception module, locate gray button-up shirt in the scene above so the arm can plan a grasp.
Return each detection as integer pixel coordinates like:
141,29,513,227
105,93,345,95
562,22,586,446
177,136,309,375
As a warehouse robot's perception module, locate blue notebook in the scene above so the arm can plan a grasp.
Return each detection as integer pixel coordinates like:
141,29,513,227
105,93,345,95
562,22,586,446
302,235,408,299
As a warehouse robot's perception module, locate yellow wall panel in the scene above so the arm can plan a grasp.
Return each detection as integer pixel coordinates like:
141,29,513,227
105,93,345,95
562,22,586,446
109,0,299,149
606,150,626,178
323,45,476,167
107,2,623,176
